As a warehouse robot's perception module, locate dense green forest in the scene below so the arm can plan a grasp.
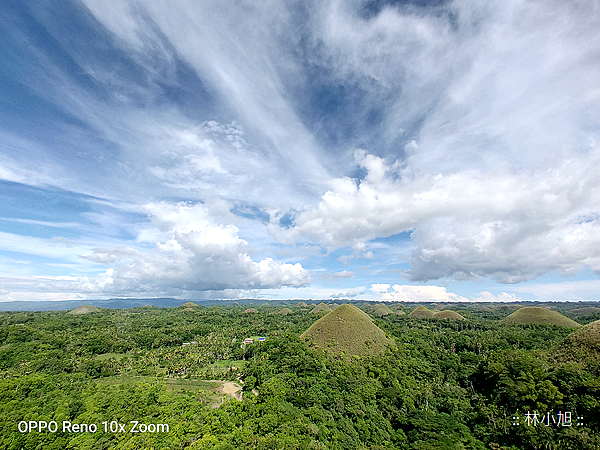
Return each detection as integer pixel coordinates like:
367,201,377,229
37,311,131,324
1,302,599,449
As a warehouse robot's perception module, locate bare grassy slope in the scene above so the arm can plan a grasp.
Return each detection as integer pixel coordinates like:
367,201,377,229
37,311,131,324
500,307,580,328
408,305,436,319
181,302,198,307
374,305,394,317
569,307,600,315
301,304,391,356
310,302,332,315
68,305,100,315
434,310,466,321
567,319,600,350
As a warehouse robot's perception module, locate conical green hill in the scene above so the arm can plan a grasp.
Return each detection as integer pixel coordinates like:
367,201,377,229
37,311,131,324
554,319,600,364
278,307,293,315
68,305,100,315
566,319,600,350
434,310,466,321
301,304,391,356
310,302,331,314
408,305,436,319
181,301,198,307
500,307,580,328
295,301,309,308
374,305,394,317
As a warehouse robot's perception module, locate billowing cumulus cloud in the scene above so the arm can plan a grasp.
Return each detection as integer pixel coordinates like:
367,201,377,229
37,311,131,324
83,202,310,294
371,284,391,295
287,149,600,283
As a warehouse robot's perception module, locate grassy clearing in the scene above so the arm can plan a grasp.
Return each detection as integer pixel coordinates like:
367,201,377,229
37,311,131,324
164,379,220,393
95,375,221,394
95,352,128,361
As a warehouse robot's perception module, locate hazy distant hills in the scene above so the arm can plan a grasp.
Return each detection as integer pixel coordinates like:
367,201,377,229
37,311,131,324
0,298,277,312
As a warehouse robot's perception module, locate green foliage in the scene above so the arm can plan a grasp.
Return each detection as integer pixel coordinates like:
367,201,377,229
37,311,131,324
0,303,599,449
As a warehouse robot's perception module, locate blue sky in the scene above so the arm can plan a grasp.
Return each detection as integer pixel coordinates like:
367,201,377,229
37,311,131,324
1,0,600,302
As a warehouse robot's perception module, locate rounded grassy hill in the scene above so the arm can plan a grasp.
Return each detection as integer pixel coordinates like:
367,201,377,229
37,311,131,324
180,301,198,307
434,310,466,321
68,305,100,315
310,302,331,314
566,319,600,350
408,305,436,319
499,307,580,328
374,305,394,317
301,304,392,356
278,307,293,315
554,319,600,364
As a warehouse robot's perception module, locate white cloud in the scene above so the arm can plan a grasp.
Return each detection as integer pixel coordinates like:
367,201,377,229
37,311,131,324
329,287,365,298
0,232,96,264
375,284,469,302
333,270,354,278
81,202,310,294
0,290,88,302
473,291,520,303
286,148,600,283
371,283,390,295
80,0,330,191
510,279,600,301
